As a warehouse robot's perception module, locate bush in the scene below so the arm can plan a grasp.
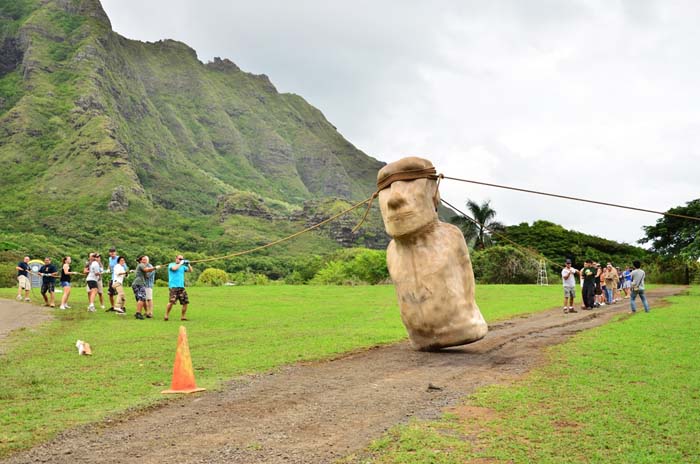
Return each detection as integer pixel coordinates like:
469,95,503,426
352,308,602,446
0,263,16,288
310,261,358,285
472,245,540,284
229,271,270,286
345,249,388,284
196,268,229,287
309,248,388,285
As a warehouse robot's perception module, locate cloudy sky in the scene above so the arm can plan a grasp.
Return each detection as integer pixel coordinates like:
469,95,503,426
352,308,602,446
101,0,699,245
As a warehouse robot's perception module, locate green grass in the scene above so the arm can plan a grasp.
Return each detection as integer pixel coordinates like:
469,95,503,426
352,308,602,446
0,284,561,456
355,286,699,463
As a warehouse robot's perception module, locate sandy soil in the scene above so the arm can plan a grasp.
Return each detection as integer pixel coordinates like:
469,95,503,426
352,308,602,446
0,287,684,464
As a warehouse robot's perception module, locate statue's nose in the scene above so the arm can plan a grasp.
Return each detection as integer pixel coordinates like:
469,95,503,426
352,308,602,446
386,185,407,210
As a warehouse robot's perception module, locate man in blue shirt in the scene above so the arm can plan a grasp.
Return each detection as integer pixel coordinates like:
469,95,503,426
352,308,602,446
165,254,192,321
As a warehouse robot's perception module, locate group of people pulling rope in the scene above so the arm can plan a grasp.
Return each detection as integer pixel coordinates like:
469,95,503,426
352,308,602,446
14,249,193,321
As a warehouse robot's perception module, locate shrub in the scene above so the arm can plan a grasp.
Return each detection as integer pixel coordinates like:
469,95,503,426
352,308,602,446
472,245,540,284
229,271,270,286
345,249,388,284
196,268,229,287
0,263,16,288
310,261,357,285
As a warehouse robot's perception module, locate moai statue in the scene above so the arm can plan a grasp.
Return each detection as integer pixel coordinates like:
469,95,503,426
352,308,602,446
377,156,488,351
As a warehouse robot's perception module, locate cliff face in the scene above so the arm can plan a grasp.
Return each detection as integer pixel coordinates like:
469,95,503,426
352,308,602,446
0,0,387,253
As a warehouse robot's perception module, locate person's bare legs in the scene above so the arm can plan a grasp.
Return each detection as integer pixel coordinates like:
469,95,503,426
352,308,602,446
165,302,173,321
88,288,97,308
181,303,188,320
61,286,71,307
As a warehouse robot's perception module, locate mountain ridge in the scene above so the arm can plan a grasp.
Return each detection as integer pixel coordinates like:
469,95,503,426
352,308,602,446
0,0,388,259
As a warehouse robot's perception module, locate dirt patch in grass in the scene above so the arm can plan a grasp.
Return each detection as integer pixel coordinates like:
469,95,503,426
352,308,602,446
0,287,684,464
0,298,52,353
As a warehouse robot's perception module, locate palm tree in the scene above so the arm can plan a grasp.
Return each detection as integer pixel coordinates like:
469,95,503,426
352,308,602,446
450,199,505,250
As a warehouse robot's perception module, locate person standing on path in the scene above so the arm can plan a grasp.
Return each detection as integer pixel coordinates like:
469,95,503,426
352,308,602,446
165,255,192,321
59,256,79,310
622,266,632,298
603,263,618,304
16,256,31,302
561,259,578,314
38,257,58,308
111,256,128,314
629,260,650,313
581,259,597,310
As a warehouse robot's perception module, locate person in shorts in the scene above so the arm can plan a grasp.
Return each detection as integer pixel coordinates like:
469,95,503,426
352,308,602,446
85,253,101,312
16,256,31,302
165,255,192,321
59,256,78,310
111,256,128,314
561,259,578,314
106,247,127,311
132,256,157,320
38,257,58,308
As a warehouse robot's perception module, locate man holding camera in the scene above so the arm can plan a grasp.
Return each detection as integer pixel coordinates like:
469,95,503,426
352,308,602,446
165,255,192,321
561,259,578,314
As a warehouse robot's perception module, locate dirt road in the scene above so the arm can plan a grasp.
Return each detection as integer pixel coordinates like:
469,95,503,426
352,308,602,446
1,287,684,464
0,298,52,354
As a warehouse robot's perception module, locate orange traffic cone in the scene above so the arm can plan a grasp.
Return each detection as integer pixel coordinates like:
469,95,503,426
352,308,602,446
161,326,206,394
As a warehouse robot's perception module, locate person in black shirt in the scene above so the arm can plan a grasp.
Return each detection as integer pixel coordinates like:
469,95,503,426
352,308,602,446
581,259,598,310
16,256,31,302
39,257,58,308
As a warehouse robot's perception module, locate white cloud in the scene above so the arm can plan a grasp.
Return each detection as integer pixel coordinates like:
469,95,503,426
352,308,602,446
102,0,700,244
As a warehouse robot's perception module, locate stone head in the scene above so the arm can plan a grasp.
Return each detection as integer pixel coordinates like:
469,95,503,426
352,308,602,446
377,157,440,238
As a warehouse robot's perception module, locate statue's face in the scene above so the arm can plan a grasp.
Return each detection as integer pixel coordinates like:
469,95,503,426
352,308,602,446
378,178,437,237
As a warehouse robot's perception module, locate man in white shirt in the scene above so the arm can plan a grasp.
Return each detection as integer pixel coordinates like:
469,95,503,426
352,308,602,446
561,259,578,314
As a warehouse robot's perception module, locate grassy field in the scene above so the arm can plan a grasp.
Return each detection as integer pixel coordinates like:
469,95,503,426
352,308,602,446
0,284,562,457
353,286,699,463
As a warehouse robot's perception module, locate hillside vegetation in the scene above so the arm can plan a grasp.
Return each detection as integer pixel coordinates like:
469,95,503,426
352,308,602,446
0,0,386,262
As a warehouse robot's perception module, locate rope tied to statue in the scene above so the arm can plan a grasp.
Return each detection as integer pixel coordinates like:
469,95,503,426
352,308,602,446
352,167,442,233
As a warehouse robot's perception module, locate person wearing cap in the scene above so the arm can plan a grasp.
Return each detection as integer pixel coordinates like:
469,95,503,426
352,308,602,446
165,255,192,321
561,259,578,314
376,156,487,350
132,256,158,320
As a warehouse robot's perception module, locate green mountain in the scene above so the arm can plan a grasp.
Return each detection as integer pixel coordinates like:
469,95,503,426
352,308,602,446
0,0,388,266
